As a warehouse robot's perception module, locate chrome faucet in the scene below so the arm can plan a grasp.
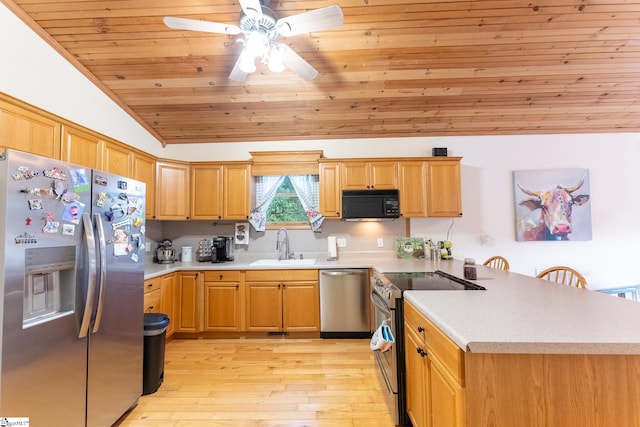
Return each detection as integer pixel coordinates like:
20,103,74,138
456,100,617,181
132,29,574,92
276,227,294,260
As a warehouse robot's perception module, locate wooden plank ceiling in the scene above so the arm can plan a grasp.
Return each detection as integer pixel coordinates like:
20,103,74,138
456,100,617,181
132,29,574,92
5,0,640,145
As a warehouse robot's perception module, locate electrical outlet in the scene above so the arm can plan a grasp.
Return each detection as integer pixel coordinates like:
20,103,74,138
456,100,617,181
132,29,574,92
337,238,347,248
377,238,384,248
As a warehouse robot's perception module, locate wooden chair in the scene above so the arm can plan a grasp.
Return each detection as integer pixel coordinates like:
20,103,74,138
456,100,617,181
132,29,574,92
483,256,510,271
536,266,587,288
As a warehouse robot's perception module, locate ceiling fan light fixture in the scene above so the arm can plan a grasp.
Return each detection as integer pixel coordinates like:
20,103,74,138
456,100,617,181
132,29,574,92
267,45,285,72
238,50,257,73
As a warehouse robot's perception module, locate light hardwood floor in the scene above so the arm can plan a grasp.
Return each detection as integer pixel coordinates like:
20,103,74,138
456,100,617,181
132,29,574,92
116,338,395,427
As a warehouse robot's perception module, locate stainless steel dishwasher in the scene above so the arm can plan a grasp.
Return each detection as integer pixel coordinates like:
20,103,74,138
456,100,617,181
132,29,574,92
319,269,371,338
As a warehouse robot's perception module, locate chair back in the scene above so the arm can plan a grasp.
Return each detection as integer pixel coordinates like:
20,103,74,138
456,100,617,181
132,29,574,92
536,266,587,288
483,256,510,271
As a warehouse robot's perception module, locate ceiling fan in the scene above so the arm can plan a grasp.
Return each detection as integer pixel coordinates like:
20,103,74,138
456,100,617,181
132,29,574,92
163,0,344,81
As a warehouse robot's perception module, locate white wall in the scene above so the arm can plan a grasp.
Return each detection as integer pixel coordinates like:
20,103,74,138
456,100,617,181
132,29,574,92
2,4,639,289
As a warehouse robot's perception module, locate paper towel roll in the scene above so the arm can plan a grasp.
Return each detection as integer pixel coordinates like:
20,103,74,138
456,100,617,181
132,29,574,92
327,236,338,260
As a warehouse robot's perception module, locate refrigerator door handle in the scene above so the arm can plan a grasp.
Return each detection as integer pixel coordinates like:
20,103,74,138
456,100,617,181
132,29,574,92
79,212,97,338
92,213,107,333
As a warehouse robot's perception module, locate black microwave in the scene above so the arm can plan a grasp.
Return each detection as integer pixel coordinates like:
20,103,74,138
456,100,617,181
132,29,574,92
341,189,400,220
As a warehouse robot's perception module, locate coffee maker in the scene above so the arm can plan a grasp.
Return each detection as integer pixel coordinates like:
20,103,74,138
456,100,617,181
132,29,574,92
211,236,234,263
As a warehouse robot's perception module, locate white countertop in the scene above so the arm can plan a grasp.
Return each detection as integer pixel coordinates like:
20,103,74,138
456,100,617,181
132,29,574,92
144,255,640,355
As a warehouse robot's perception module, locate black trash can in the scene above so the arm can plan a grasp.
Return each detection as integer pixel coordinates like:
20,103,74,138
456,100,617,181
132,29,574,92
143,313,170,395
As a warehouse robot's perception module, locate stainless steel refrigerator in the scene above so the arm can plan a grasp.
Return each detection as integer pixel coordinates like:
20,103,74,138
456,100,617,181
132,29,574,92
0,148,146,426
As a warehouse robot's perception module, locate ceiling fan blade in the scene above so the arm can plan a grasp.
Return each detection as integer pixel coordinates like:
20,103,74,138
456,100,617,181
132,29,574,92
279,44,318,81
276,4,344,37
239,0,263,17
163,16,241,35
229,54,249,81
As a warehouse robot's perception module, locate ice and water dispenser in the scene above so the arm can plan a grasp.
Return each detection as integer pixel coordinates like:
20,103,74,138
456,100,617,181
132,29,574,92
23,246,76,328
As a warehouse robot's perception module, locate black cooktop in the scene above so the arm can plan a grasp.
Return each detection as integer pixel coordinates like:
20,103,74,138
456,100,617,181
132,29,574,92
381,270,486,291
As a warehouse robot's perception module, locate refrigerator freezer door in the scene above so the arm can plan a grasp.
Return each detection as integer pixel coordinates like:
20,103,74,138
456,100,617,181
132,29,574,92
86,170,145,427
0,149,88,426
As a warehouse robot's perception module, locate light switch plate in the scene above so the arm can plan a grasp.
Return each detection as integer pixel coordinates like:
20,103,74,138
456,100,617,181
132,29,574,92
377,238,384,247
337,238,347,248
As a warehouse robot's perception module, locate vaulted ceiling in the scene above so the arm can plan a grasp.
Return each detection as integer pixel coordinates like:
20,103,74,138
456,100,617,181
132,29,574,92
5,0,640,145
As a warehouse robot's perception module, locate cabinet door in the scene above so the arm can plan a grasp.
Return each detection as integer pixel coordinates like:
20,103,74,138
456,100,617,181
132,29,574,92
160,273,176,337
175,272,200,333
0,99,61,159
405,326,429,427
102,139,132,177
61,125,102,169
430,357,465,427
245,282,282,331
155,161,190,220
191,164,223,219
399,161,427,217
369,161,398,189
319,162,341,218
341,162,370,189
427,159,462,217
132,152,156,219
282,282,319,332
223,164,251,220
204,271,243,331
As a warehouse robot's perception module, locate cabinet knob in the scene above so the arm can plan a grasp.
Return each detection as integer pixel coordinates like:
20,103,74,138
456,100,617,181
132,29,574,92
147,283,154,288
416,347,427,357
417,326,424,332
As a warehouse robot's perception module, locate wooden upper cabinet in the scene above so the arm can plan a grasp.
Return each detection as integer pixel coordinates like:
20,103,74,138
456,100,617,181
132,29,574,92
191,164,223,220
0,99,61,159
426,158,462,217
223,163,251,220
399,161,428,217
155,160,190,220
61,125,102,169
102,138,132,177
132,152,156,219
319,162,341,218
341,161,398,190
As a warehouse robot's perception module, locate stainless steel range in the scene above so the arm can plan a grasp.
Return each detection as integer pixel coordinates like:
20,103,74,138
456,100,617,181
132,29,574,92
370,270,486,426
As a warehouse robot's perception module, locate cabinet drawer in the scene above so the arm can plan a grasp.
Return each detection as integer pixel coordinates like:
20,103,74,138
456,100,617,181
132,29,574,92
144,289,161,313
246,269,318,282
404,300,427,344
144,278,161,293
204,270,241,282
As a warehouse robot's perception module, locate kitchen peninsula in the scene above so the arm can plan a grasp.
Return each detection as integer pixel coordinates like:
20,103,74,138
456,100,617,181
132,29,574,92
147,257,640,427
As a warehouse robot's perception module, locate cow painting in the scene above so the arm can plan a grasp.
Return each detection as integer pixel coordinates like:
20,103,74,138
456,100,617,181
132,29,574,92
514,169,592,241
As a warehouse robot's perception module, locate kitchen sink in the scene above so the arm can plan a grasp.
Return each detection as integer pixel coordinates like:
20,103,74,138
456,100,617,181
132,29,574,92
250,258,317,266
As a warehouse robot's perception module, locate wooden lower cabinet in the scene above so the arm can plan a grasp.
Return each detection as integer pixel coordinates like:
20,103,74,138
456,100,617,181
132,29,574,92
245,269,319,332
160,273,175,338
175,271,201,333
204,271,244,331
404,300,465,427
143,278,161,313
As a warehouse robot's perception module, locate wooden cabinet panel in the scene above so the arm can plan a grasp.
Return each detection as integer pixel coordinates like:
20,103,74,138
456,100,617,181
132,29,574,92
282,282,319,332
430,358,465,427
204,270,243,331
102,139,132,177
245,282,282,331
191,164,223,220
342,161,398,190
0,99,61,159
144,289,161,313
132,152,156,219
175,271,200,333
319,162,341,218
155,160,190,220
427,159,462,217
399,161,427,217
160,273,175,337
405,324,429,427
61,125,102,169
223,163,251,220
245,269,319,332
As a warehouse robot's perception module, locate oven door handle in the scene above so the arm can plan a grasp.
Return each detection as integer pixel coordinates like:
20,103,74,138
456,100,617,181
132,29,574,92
371,290,392,316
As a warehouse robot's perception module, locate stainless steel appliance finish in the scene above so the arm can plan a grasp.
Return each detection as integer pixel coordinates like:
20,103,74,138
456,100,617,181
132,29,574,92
0,149,146,426
155,239,175,264
319,269,371,338
370,270,486,426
